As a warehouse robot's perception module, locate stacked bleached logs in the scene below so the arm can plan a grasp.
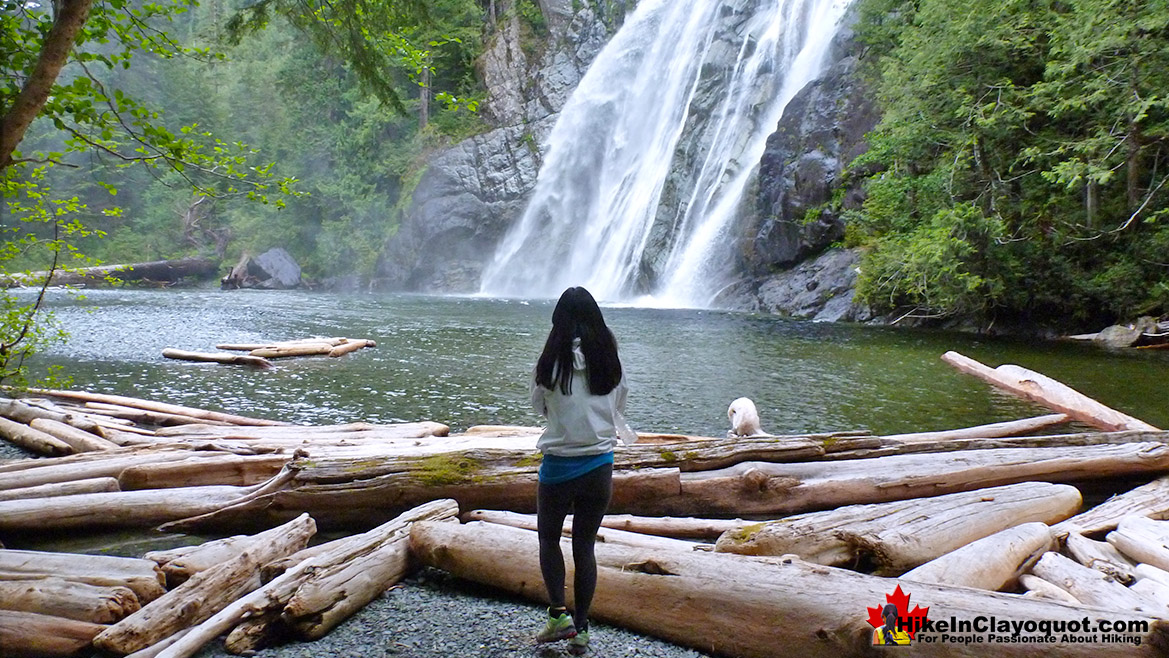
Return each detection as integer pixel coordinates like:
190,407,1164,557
162,336,377,369
1,352,1168,657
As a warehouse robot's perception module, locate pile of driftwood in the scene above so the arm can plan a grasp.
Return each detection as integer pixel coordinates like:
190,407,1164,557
162,337,377,369
1,351,1169,657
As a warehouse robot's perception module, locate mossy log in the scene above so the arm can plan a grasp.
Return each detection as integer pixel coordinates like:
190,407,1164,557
0,549,165,604
713,482,1079,571
942,351,1159,432
0,610,107,658
899,522,1053,590
0,577,140,623
92,514,316,656
410,520,1169,658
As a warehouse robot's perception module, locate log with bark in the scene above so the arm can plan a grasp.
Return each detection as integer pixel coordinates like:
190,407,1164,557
161,349,274,369
0,610,107,658
713,482,1079,572
92,513,316,656
0,549,166,604
410,520,1169,657
942,351,1159,432
899,522,1053,590
1,257,218,289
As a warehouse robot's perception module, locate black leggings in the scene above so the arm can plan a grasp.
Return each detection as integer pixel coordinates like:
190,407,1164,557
537,462,613,628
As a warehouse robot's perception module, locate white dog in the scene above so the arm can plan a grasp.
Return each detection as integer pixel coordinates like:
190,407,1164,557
727,397,766,437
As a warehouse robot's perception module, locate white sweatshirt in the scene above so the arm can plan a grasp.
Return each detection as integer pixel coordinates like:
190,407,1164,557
530,338,635,457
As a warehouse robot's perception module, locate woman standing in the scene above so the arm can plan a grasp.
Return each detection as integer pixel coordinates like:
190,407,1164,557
531,286,635,655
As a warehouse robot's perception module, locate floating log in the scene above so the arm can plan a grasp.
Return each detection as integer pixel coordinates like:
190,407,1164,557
327,339,374,357
0,610,107,658
1030,551,1155,614
1019,573,1081,604
0,477,120,502
410,520,1169,657
21,388,287,427
152,500,458,658
714,482,1079,572
1053,474,1169,537
218,337,350,352
0,416,73,456
93,514,316,656
1107,516,1169,573
29,418,120,452
1065,532,1136,584
900,522,1053,590
882,413,1071,442
0,549,166,604
248,344,333,358
161,349,274,370
0,577,140,623
941,351,1159,432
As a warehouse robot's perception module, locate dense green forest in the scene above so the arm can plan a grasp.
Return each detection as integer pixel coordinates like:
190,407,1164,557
847,0,1169,330
6,0,495,281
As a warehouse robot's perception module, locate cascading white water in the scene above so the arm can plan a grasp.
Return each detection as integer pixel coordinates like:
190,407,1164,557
479,0,854,306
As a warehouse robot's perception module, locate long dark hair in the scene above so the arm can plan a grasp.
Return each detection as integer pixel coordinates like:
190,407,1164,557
535,287,622,396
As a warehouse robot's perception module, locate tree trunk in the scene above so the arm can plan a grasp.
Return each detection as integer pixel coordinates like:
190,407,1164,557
0,476,119,502
29,418,120,452
0,397,102,434
1030,551,1155,614
23,388,287,426
248,344,333,358
713,482,1079,572
0,448,235,490
0,416,74,456
161,349,273,369
0,610,106,658
92,514,316,656
3,258,220,288
1053,474,1169,537
118,454,287,489
900,522,1053,590
0,577,140,623
327,339,374,357
0,549,166,604
0,0,93,169
410,520,1169,657
941,351,1158,432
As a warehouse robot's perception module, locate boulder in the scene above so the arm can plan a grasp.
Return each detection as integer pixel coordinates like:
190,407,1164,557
221,248,302,290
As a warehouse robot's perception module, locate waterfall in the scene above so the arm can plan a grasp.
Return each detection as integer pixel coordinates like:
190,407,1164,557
478,0,853,306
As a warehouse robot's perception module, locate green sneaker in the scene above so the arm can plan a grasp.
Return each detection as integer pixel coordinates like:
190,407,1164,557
535,611,577,643
568,629,590,655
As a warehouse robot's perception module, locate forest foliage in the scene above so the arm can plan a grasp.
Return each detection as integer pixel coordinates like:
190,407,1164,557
847,0,1169,329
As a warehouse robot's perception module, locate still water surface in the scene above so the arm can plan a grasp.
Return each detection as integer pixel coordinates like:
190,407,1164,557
26,288,1169,437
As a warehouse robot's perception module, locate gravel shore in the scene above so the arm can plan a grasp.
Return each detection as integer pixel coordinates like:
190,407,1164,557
193,567,714,658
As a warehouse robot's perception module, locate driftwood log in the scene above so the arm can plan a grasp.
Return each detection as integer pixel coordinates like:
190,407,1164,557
1065,532,1136,584
1054,475,1169,537
0,549,166,604
0,610,108,658
0,577,140,623
93,514,316,656
410,520,1169,657
20,388,287,426
29,418,120,452
942,351,1158,432
1,257,218,289
0,416,73,456
1030,551,1156,614
713,482,1079,571
899,522,1053,590
161,349,274,369
1107,516,1169,573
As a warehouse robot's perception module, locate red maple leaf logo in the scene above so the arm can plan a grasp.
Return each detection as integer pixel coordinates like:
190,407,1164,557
866,584,930,640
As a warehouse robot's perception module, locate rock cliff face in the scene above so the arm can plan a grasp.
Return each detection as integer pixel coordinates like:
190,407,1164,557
376,1,879,321
373,0,629,292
